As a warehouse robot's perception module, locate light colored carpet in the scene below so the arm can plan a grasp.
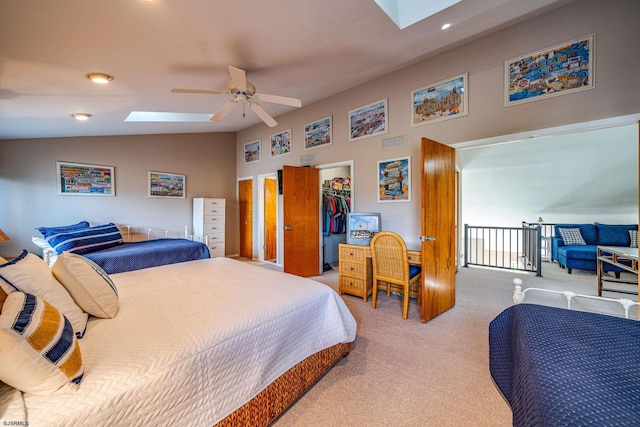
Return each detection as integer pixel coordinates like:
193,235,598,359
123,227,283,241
258,260,638,427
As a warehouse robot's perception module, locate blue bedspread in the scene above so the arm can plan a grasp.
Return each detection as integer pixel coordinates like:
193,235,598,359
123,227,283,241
85,239,210,274
489,304,640,427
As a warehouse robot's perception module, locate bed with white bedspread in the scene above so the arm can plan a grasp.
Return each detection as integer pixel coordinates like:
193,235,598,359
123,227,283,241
0,257,357,426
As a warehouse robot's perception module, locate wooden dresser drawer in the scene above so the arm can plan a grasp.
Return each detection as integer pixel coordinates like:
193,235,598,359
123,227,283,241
339,276,366,294
208,244,225,258
407,252,422,264
203,198,225,211
339,245,365,262
340,260,364,277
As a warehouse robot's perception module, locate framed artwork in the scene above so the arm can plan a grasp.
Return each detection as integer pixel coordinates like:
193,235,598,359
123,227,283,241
411,73,468,126
56,161,115,196
349,98,388,142
377,156,411,202
304,116,332,149
148,171,185,198
505,34,595,106
270,128,292,158
244,139,261,163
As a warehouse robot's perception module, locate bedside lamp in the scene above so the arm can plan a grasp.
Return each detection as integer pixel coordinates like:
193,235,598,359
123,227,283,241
0,229,10,242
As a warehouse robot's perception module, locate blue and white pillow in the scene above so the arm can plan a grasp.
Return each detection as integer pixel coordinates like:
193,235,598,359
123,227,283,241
36,221,90,238
559,228,587,246
630,230,638,248
0,251,88,338
0,292,84,395
46,223,124,255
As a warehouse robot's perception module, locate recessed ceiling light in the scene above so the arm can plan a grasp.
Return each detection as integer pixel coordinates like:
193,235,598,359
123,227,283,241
71,113,93,121
85,72,114,84
441,23,452,30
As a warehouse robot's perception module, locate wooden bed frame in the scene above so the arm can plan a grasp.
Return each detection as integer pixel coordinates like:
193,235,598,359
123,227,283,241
216,342,351,426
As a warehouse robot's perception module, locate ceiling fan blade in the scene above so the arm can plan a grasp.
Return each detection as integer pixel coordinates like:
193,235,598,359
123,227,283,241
171,88,226,95
228,65,247,92
210,100,237,122
255,93,302,108
249,102,278,127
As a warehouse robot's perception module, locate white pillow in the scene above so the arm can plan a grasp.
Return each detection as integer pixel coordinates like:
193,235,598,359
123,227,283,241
32,236,58,267
53,253,119,318
0,292,84,395
0,251,88,337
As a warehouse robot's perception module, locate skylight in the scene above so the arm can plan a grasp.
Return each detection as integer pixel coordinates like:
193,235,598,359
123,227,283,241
373,0,462,30
125,112,213,122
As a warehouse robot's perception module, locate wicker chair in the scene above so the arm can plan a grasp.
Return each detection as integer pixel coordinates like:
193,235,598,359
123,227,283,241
370,231,422,320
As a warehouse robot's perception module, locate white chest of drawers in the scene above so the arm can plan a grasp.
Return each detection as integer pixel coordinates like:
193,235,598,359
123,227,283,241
193,198,226,258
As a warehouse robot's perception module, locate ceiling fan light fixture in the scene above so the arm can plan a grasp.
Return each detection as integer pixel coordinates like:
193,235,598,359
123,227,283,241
71,113,93,121
85,72,114,84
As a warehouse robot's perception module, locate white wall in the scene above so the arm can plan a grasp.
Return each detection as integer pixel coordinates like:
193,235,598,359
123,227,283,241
459,124,639,228
0,132,238,258
235,0,640,256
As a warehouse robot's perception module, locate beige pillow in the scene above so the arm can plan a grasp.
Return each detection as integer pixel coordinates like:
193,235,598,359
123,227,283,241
53,253,119,318
0,292,84,395
0,251,88,337
0,256,7,265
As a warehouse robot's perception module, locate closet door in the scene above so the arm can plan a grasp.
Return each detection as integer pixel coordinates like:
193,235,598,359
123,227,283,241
282,165,320,277
238,179,253,259
264,178,277,261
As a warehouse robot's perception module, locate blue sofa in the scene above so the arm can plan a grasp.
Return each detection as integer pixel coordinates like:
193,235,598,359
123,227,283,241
551,223,637,274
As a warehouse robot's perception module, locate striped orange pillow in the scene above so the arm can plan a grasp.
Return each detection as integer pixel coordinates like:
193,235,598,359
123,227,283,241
0,292,84,395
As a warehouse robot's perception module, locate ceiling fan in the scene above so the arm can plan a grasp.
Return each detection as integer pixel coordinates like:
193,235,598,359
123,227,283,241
171,65,302,127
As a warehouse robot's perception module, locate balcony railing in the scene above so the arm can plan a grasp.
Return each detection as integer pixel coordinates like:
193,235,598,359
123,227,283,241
464,224,542,276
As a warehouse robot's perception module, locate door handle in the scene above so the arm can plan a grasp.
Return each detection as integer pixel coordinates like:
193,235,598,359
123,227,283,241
420,235,436,242
283,226,293,230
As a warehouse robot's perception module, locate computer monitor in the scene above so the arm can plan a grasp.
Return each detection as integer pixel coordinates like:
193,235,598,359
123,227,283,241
346,212,381,246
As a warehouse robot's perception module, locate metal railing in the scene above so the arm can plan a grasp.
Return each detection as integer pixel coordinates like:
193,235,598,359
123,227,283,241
522,221,555,261
464,224,542,276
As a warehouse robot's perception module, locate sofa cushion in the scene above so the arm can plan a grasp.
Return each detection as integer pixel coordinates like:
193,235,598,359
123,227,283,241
557,245,598,261
554,224,597,245
558,228,586,246
596,224,637,247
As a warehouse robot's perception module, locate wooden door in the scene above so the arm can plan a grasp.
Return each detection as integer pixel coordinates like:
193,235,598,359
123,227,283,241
283,165,320,277
238,179,253,259
421,138,456,322
264,178,277,261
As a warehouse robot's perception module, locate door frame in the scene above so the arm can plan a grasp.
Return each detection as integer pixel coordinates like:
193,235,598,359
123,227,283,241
316,160,354,267
257,172,280,265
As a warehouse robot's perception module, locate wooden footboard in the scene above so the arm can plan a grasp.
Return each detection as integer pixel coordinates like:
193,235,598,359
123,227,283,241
215,342,351,427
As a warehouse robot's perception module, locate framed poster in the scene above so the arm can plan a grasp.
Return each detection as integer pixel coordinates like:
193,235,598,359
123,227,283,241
505,34,595,106
411,73,468,126
56,161,115,196
148,171,185,198
244,139,261,163
304,116,332,149
377,156,410,202
270,128,292,158
349,98,388,142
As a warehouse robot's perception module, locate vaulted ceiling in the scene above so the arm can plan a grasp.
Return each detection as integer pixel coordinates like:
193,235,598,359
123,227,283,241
0,0,571,140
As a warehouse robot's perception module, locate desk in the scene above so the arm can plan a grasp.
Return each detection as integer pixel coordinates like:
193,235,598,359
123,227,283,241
597,246,638,297
338,242,421,301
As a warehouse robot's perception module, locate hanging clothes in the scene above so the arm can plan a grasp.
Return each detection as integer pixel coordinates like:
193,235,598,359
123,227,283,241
323,191,351,236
